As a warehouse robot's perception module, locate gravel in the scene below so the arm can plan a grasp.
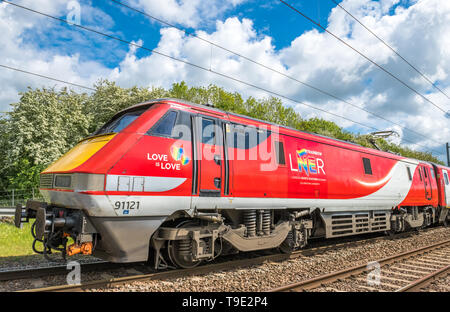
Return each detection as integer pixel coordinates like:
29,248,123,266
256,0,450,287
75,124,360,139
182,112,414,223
89,226,450,292
1,226,448,292
311,247,450,292
422,274,450,292
0,262,153,292
0,255,102,272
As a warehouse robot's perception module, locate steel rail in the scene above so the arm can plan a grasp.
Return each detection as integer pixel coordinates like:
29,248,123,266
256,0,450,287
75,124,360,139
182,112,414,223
0,261,112,282
396,264,450,292
11,228,441,291
268,238,450,292
17,233,392,292
21,253,297,292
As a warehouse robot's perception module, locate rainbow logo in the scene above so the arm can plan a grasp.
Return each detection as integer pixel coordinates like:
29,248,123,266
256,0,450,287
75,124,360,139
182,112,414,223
296,149,317,175
171,145,190,165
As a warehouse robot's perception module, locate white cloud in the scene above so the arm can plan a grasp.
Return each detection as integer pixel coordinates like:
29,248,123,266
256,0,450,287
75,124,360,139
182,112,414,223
0,0,449,160
0,0,111,108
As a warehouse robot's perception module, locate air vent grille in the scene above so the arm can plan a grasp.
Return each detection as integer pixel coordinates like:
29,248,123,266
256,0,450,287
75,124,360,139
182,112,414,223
39,174,54,189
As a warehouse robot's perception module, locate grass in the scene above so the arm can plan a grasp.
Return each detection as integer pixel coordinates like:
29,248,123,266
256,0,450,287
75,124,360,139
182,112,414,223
0,218,35,257
0,218,76,264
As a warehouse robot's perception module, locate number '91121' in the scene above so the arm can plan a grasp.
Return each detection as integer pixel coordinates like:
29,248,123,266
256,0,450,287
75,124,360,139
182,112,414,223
114,201,140,210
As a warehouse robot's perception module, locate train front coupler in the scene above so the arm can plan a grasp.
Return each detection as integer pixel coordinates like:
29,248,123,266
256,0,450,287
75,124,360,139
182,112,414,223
15,200,97,260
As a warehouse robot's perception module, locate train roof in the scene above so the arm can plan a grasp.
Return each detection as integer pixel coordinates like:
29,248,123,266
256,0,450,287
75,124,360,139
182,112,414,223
123,98,364,145
122,98,427,164
429,162,450,170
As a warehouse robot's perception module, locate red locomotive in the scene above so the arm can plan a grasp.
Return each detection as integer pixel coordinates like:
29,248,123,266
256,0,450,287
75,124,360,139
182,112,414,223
15,98,450,268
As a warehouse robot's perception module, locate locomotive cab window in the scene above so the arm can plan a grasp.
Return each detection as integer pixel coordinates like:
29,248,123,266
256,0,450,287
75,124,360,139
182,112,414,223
149,110,192,140
229,124,271,149
444,172,449,185
151,111,178,137
362,157,372,175
201,118,217,145
274,141,286,165
172,111,192,141
230,125,248,149
94,108,147,135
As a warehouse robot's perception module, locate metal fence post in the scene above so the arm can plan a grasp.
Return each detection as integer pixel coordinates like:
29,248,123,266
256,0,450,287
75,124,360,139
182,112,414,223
12,189,14,207
32,188,35,200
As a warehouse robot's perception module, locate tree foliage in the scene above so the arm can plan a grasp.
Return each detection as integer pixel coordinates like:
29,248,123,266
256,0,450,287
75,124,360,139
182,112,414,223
0,80,443,190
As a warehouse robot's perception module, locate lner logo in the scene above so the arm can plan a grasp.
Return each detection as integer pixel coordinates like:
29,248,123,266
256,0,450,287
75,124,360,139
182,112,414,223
289,148,325,175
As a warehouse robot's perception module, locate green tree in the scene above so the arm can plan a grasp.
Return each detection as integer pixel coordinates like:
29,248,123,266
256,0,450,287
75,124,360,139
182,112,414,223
0,80,444,192
87,80,168,133
1,87,90,190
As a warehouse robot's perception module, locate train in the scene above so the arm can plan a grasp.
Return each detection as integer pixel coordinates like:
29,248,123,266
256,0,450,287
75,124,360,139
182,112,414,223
14,98,450,268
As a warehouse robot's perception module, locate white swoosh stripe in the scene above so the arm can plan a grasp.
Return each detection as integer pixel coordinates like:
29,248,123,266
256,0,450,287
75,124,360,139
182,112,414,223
355,163,396,187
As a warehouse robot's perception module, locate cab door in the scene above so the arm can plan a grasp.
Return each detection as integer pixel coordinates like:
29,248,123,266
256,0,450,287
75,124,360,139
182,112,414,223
422,166,432,200
195,116,223,197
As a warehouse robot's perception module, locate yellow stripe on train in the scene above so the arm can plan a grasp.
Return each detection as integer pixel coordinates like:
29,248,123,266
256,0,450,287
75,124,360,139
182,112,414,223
42,134,116,173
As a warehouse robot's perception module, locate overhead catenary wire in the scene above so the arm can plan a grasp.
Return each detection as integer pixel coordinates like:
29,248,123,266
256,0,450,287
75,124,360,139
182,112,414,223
0,64,95,91
1,0,444,156
0,1,382,129
110,0,443,147
279,0,448,114
0,0,445,156
331,0,450,101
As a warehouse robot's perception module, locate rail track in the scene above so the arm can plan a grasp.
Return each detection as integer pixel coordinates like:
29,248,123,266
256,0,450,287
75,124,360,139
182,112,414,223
268,238,450,292
11,231,402,292
20,252,300,292
3,227,439,292
0,261,119,282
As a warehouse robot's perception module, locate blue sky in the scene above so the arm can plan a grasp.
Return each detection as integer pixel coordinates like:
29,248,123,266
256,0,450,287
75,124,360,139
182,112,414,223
22,0,342,67
15,0,419,76
0,0,449,161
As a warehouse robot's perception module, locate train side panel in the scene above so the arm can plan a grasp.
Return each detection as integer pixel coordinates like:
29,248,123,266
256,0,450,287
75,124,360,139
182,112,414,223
435,165,450,207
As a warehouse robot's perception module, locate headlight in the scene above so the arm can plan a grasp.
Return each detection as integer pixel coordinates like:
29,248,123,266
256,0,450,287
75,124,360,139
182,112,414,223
52,173,105,191
54,175,72,188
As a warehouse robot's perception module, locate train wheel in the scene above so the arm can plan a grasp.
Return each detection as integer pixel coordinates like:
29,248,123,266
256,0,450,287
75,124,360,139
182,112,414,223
167,221,201,269
385,229,396,239
279,231,295,254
